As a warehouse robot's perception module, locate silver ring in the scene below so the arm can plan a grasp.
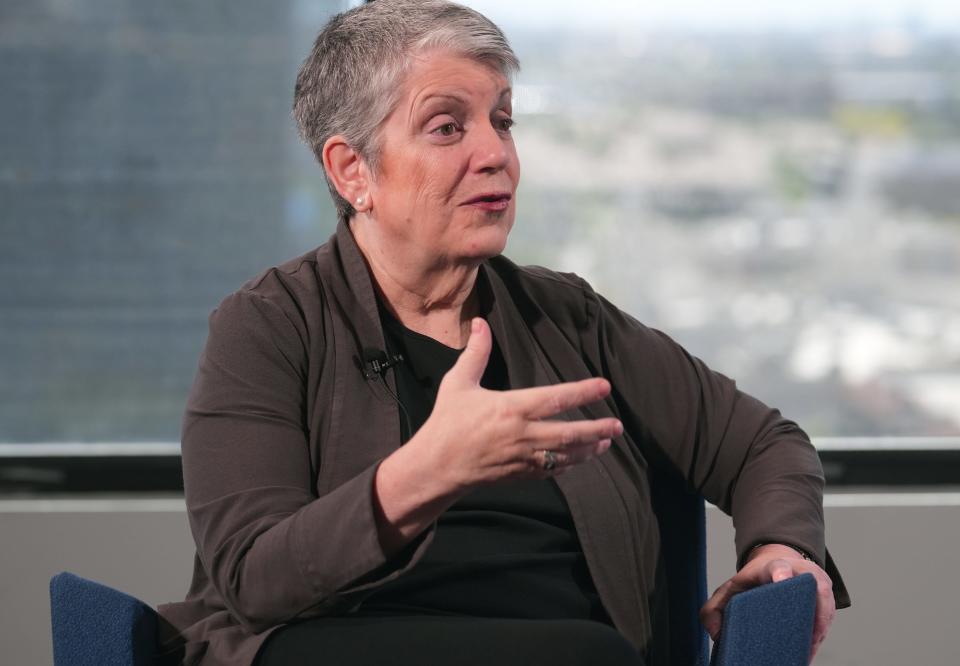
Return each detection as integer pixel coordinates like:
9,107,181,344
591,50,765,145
542,450,558,472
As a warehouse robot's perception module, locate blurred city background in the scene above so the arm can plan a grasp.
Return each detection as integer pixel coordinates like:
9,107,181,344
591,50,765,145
3,0,959,444
501,7,960,439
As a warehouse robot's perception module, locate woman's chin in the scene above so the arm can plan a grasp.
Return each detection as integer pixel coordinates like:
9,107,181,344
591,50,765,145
460,222,512,259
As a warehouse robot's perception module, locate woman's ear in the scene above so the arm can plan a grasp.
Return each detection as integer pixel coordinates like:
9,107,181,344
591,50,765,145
322,135,370,211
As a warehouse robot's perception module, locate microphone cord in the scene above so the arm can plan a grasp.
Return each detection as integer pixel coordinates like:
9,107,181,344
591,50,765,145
376,372,413,443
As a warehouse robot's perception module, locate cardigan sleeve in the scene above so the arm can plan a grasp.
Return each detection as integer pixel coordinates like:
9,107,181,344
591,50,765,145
180,288,430,634
585,289,850,608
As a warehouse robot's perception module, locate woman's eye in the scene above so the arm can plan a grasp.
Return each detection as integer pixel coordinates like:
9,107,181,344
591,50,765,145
497,117,515,133
433,122,460,137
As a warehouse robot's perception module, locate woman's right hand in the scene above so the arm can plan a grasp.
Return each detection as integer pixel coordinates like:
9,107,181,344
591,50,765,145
419,317,622,488
372,317,621,555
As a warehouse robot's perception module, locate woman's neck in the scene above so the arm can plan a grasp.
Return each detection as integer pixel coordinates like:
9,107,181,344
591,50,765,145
351,217,479,348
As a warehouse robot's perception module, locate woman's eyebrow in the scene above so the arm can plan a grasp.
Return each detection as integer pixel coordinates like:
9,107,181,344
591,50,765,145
408,92,466,127
408,88,512,125
416,92,469,111
416,86,512,112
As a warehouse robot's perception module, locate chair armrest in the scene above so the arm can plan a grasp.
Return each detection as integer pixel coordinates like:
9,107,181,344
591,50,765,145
50,571,159,666
710,573,817,666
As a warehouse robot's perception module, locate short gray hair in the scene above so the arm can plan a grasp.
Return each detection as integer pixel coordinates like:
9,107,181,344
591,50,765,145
293,0,520,222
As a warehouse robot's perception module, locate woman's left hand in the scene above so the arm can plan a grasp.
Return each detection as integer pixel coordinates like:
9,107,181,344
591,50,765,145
699,543,836,663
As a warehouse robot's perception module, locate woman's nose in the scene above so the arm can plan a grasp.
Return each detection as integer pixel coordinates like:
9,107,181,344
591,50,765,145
470,122,511,173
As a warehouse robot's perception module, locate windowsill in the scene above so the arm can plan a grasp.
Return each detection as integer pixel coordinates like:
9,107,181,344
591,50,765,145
1,438,958,495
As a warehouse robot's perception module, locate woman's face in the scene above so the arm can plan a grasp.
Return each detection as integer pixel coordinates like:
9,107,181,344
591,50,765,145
365,50,520,265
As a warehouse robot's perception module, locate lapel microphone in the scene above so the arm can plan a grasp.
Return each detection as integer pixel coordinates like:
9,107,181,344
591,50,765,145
362,349,405,380
360,347,412,441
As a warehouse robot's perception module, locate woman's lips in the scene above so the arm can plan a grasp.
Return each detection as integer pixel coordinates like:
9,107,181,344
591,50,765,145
463,192,512,211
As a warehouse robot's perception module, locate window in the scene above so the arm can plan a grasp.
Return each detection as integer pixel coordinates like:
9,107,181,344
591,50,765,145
2,1,343,444
2,1,958,490
468,0,960,438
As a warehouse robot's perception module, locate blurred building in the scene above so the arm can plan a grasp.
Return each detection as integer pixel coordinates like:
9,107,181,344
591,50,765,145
0,2,335,441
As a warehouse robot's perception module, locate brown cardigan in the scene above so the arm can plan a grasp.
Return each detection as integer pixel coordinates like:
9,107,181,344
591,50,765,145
158,220,848,665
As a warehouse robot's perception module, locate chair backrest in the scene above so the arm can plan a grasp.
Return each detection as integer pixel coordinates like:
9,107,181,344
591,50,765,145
50,571,159,666
710,573,817,666
650,477,818,666
650,475,711,666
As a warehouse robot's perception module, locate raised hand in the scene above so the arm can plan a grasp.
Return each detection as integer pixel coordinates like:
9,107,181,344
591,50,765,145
420,317,623,488
372,317,621,554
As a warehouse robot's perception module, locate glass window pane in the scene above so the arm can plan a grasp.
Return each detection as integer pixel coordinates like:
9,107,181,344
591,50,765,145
468,1,960,437
1,1,343,442
3,0,959,444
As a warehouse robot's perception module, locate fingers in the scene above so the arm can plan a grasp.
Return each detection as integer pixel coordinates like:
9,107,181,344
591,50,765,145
445,318,492,387
762,557,835,657
811,573,836,657
768,558,796,583
701,556,836,665
700,579,738,640
512,377,612,420
535,439,611,472
699,559,796,640
523,418,622,451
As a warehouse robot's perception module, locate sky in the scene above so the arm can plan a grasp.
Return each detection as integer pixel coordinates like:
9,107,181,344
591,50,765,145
461,0,960,32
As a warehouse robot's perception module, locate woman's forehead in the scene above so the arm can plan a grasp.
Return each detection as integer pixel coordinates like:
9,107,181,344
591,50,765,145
400,51,511,110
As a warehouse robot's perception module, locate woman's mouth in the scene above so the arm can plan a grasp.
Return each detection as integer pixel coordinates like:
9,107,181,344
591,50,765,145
463,192,512,212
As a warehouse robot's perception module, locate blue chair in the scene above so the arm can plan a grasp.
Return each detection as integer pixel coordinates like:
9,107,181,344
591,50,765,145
50,494,817,666
651,478,817,666
652,478,817,665
50,571,159,666
711,574,817,666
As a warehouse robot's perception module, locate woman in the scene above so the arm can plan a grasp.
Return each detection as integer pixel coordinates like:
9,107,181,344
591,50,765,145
158,2,849,665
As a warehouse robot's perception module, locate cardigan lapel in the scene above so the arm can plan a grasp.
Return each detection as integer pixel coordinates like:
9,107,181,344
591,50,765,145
313,221,403,494
482,262,651,646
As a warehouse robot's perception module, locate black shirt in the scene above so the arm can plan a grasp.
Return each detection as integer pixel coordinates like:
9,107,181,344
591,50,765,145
359,301,610,624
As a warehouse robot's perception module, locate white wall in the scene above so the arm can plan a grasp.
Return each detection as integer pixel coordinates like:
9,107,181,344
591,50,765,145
5,494,957,665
